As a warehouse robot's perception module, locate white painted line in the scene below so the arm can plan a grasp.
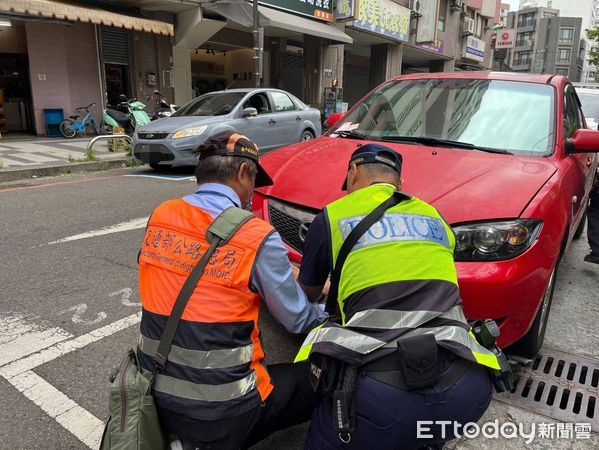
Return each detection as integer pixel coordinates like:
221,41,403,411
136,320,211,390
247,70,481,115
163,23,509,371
0,312,141,379
125,174,195,181
7,370,104,449
43,217,148,246
0,313,73,367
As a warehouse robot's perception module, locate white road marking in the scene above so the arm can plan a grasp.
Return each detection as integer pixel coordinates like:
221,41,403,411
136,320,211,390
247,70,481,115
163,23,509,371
43,217,148,246
0,312,141,379
109,287,141,307
0,155,36,166
0,312,142,449
60,303,107,325
125,174,195,181
7,370,104,449
0,313,73,367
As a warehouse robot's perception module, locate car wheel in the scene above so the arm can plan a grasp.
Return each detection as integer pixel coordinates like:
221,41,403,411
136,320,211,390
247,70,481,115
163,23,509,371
300,130,314,142
573,210,587,240
507,260,559,359
59,119,77,139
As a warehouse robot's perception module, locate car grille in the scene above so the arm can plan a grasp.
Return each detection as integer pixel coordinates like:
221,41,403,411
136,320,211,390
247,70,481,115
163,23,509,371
137,132,169,140
268,198,317,252
133,144,175,163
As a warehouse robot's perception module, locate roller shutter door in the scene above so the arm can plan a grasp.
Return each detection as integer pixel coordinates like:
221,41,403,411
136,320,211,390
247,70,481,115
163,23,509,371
343,62,370,108
279,53,304,101
99,26,130,64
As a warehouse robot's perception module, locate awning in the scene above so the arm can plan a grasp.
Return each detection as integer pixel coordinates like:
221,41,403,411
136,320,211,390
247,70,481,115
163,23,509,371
205,3,352,44
0,0,173,36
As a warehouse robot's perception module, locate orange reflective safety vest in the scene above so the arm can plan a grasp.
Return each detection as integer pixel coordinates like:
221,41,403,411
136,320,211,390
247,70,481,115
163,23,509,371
138,198,275,420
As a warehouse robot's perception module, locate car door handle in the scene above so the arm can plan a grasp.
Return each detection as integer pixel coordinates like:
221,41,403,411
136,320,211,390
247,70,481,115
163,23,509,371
269,119,276,125
296,116,301,121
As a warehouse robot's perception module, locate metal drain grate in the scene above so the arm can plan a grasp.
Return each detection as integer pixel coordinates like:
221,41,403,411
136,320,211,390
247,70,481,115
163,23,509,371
494,347,599,431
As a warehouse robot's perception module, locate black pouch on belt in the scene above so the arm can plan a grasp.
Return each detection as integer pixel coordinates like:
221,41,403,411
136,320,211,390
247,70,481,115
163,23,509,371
397,334,440,389
309,353,343,393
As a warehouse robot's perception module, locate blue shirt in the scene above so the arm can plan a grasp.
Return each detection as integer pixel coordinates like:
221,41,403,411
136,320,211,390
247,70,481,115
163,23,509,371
183,183,327,334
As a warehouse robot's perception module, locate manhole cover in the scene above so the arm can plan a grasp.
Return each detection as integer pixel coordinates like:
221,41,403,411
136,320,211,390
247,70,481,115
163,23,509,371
495,347,599,431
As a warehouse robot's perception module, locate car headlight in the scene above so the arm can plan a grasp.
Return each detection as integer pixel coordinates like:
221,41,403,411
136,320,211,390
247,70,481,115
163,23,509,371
171,125,208,139
453,219,543,261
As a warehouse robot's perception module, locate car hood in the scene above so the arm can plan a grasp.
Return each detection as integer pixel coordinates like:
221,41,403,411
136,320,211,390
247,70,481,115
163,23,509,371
138,115,229,132
258,137,558,223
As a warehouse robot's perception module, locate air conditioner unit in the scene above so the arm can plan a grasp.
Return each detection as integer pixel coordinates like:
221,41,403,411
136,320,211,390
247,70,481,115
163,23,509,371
450,0,464,10
409,0,422,16
463,17,475,35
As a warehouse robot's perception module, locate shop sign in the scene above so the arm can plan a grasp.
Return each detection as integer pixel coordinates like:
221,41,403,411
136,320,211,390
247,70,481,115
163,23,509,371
261,0,333,22
336,0,359,21
353,0,410,42
463,35,485,62
418,39,444,54
495,29,515,49
415,0,438,44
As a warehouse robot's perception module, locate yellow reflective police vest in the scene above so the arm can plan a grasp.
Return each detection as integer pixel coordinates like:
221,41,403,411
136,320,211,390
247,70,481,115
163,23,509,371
295,183,500,370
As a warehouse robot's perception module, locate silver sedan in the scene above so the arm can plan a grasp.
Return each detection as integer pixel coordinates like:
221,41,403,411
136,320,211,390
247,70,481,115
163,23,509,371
132,88,322,169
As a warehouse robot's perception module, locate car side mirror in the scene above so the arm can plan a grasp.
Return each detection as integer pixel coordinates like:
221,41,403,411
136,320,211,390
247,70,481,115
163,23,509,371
326,112,344,128
243,107,258,118
566,129,599,154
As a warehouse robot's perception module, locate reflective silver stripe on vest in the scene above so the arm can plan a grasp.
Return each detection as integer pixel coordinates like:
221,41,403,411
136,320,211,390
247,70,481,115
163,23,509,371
139,335,253,370
302,326,386,355
143,369,257,402
345,305,465,330
385,325,493,356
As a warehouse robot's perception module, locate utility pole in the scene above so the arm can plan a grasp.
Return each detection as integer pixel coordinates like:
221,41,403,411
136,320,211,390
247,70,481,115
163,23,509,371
253,0,262,88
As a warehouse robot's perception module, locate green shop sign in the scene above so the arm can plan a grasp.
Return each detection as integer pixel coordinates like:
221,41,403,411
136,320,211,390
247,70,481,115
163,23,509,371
353,0,410,42
261,0,333,22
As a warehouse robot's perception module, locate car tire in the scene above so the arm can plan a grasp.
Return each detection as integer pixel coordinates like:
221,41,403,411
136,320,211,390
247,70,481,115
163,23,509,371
507,259,559,359
573,210,587,240
150,163,170,171
300,130,314,142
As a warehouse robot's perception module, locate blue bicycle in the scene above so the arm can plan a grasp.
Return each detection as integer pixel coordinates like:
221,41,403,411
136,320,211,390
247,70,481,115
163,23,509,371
59,103,101,138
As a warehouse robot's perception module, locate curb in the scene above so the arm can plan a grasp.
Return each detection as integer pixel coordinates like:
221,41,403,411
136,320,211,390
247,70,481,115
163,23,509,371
0,157,131,182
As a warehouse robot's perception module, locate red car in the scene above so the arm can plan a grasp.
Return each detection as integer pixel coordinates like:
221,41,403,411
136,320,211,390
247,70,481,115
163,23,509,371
253,72,599,358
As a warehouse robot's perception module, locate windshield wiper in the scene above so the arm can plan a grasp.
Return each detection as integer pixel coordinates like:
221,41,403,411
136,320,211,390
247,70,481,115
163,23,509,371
380,136,513,155
334,130,372,140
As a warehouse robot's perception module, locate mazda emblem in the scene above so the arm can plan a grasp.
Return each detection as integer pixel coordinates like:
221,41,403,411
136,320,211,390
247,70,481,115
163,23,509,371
298,221,312,243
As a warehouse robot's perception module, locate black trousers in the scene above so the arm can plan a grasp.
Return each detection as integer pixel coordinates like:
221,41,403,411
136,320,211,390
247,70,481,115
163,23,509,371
588,184,599,255
158,362,319,450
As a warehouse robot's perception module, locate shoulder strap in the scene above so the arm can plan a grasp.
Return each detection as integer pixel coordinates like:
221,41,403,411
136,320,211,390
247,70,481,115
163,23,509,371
325,191,408,315
152,207,254,371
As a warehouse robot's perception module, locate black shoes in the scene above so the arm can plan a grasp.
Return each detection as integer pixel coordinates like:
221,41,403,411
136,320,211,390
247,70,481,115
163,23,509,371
584,253,599,264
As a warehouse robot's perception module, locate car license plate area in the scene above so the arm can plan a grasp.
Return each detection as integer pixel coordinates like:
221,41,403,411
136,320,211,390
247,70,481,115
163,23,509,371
134,144,174,163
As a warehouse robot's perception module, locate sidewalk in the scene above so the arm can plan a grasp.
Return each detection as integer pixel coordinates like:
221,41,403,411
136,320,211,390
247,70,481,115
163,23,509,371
0,136,130,181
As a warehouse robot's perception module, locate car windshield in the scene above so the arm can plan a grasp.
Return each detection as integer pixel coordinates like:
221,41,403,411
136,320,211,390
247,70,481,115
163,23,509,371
173,92,245,117
331,79,555,156
577,91,599,119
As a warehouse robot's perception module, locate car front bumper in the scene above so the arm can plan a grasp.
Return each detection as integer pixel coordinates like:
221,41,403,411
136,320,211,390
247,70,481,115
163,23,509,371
254,191,553,349
132,135,206,167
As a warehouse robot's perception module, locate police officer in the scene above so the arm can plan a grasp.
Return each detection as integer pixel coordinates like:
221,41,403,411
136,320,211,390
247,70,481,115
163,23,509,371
295,144,500,449
585,177,599,264
137,131,327,449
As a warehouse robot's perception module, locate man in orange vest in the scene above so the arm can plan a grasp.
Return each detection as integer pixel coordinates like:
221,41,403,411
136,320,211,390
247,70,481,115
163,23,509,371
137,131,327,449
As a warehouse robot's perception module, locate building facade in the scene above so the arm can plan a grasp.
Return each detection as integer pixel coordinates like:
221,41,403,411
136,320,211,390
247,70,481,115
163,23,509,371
518,0,596,82
0,0,175,136
502,6,584,81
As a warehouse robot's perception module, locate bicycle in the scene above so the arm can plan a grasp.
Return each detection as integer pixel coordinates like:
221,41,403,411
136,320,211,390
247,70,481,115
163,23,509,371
59,103,101,138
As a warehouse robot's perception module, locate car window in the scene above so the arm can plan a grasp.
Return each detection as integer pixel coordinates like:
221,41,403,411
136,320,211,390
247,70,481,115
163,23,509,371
564,86,583,138
271,92,297,112
576,91,599,120
173,92,245,116
243,93,271,115
331,79,555,156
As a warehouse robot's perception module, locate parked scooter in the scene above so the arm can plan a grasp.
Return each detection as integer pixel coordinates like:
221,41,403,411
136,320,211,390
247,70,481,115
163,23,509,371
149,90,178,120
103,95,152,135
